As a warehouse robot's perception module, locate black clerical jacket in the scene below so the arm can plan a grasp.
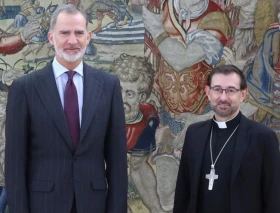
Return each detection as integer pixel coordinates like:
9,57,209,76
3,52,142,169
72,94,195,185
173,113,280,213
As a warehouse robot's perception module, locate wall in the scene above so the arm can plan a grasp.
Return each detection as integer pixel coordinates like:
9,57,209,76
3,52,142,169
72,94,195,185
0,0,279,212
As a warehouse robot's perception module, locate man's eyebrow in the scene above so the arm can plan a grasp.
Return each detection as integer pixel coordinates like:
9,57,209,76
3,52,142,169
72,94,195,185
227,86,239,89
58,30,85,33
75,30,85,33
59,29,70,33
211,85,238,89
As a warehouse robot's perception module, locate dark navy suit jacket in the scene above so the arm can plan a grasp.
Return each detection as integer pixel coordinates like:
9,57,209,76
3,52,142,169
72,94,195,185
5,62,127,213
173,113,280,213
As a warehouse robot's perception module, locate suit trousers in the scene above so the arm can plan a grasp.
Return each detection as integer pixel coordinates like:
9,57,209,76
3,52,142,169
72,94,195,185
71,196,77,213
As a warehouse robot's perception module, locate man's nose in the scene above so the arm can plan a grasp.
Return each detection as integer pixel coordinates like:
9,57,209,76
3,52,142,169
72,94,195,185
219,90,228,99
68,34,78,44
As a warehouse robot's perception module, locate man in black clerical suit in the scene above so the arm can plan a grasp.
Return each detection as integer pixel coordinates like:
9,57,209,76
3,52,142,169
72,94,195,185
173,64,280,213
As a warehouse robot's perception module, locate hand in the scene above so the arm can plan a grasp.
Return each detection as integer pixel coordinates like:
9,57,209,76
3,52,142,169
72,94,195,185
20,20,41,43
142,5,165,39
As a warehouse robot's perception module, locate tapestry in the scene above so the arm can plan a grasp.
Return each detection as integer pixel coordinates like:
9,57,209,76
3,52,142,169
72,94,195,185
0,0,279,212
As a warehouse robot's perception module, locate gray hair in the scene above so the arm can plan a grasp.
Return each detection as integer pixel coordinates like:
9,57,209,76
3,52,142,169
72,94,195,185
49,4,88,32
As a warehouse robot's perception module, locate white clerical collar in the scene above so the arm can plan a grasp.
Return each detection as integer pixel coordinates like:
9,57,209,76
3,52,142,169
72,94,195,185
213,114,239,129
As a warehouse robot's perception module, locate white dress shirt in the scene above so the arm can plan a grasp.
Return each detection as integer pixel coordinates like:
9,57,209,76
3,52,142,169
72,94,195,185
52,57,83,127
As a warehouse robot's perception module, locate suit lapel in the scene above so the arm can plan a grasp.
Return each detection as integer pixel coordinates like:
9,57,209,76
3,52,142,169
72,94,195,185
192,120,212,194
35,63,74,152
80,63,103,143
231,114,251,185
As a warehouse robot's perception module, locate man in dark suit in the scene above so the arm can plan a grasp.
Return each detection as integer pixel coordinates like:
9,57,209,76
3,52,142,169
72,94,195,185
173,64,280,213
5,4,127,213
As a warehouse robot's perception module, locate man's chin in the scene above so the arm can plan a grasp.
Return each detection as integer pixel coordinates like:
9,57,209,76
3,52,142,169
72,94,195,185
62,55,82,63
59,50,85,63
215,108,237,119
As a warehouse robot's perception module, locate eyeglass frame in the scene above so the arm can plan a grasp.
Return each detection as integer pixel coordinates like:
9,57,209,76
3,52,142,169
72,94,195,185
209,86,242,95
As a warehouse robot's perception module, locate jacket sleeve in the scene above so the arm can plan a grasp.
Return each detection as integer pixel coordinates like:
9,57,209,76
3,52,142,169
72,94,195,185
5,79,30,213
104,77,127,213
173,127,191,213
262,128,280,213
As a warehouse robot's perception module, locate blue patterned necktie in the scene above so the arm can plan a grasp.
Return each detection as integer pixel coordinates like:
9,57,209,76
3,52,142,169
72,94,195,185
64,71,80,149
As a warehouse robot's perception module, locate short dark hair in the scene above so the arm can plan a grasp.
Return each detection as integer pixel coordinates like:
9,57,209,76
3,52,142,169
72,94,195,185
49,4,88,32
207,64,247,90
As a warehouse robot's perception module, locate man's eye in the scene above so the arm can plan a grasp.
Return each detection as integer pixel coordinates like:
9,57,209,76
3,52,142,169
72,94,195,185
227,89,235,93
76,32,84,35
213,88,221,92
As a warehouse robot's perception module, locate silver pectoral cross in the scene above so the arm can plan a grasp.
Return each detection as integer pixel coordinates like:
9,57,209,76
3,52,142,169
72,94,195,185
205,166,218,190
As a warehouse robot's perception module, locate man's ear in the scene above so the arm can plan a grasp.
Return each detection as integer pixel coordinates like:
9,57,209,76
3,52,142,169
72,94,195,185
139,93,147,103
86,31,92,44
205,86,210,100
48,32,54,45
240,88,248,102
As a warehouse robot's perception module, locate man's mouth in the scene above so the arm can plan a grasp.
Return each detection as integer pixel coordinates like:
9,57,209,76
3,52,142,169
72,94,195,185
217,101,230,109
64,47,80,51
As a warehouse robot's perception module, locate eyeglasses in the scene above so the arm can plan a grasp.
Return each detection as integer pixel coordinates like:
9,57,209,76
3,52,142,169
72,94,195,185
210,86,242,95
